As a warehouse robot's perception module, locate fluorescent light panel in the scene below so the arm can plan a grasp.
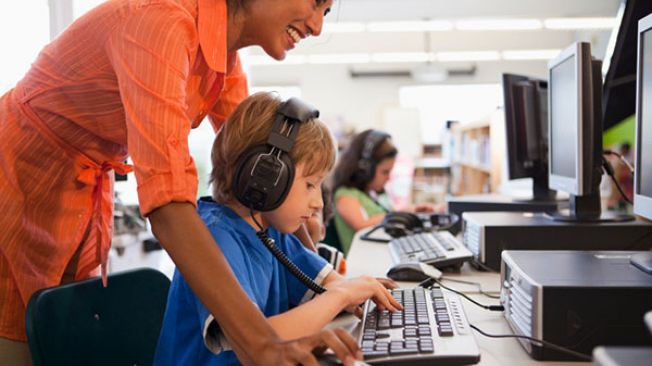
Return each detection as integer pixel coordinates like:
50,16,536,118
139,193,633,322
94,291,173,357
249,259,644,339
502,49,561,60
322,22,365,33
455,19,542,31
322,17,616,33
367,20,453,32
371,52,432,63
437,51,500,62
544,17,616,30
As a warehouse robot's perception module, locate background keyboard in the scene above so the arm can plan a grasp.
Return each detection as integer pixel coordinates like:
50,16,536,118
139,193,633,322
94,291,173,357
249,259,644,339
358,287,480,365
389,231,473,269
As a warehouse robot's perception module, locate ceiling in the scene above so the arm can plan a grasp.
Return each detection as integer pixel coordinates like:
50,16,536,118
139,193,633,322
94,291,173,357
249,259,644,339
244,0,623,75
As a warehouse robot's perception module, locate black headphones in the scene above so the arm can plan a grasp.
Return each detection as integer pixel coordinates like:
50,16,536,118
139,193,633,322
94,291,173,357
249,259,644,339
232,97,319,212
360,211,460,242
352,130,391,186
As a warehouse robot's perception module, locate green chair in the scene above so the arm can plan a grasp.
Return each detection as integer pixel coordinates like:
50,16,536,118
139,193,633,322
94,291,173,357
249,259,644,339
324,219,344,253
25,268,170,366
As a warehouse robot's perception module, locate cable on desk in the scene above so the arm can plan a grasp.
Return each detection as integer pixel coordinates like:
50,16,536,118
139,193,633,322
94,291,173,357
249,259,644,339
419,278,504,311
469,324,592,362
470,259,496,273
440,276,501,299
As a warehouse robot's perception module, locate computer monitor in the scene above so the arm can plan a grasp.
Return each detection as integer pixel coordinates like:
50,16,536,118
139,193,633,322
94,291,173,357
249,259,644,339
502,73,556,201
547,42,632,222
602,0,652,130
631,13,652,274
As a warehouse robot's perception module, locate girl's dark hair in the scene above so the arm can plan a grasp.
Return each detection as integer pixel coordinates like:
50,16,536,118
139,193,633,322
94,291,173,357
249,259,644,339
321,183,334,224
331,129,398,192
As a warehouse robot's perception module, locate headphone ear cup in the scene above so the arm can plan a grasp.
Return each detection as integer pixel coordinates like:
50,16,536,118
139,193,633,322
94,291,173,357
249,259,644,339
354,158,375,186
233,145,295,211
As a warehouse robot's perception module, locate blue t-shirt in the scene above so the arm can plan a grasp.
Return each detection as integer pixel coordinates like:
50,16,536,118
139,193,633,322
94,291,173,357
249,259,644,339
154,200,331,366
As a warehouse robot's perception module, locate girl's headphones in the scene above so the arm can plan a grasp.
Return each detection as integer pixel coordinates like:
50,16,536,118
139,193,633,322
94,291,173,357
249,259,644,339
352,130,391,186
232,97,319,212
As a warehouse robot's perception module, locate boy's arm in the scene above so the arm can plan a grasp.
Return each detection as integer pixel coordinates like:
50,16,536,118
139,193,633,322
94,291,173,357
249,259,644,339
268,285,350,339
149,202,361,365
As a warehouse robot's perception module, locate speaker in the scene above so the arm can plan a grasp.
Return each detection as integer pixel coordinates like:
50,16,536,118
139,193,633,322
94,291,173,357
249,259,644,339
352,130,391,186
232,97,319,212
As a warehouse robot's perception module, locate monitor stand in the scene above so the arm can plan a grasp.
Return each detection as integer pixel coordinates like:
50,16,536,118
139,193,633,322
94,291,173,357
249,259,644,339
631,252,652,275
546,194,634,223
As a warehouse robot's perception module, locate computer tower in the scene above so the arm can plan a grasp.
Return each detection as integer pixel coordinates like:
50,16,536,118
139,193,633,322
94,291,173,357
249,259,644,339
463,211,652,271
501,250,652,361
447,194,563,235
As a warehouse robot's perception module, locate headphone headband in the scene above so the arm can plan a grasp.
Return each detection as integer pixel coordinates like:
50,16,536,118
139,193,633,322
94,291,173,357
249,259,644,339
361,130,391,161
353,130,391,187
268,98,320,153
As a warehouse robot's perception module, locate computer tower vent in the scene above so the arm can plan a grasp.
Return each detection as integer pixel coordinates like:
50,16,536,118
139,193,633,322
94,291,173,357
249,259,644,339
462,220,481,257
505,277,534,337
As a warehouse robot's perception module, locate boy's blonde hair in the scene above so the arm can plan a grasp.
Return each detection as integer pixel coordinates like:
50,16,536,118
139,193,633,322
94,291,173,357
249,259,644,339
210,92,336,204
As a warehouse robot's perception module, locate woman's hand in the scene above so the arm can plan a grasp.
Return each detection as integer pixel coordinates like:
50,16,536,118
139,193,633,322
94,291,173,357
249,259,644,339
260,328,362,366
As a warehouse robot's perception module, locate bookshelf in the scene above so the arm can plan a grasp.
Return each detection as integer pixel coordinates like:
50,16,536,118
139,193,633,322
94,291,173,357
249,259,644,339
450,111,504,195
412,152,449,204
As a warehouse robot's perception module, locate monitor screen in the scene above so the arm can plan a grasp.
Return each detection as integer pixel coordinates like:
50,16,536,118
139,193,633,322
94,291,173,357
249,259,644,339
503,74,548,179
638,28,652,198
550,55,577,179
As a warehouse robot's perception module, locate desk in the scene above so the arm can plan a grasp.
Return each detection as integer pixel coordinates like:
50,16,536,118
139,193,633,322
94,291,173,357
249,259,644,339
344,230,592,366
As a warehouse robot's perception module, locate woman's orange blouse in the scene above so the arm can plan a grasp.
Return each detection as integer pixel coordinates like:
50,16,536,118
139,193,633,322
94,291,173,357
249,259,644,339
0,0,248,341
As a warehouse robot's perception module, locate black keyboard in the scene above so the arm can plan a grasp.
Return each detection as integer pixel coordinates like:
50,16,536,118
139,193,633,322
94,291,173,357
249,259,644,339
358,287,480,365
389,231,473,268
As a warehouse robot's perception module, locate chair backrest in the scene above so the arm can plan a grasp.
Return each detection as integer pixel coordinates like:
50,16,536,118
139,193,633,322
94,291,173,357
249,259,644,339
324,219,344,253
25,268,171,366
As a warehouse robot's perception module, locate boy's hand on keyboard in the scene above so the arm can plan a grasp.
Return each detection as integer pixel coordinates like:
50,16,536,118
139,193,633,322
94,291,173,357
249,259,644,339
330,275,403,316
375,277,398,290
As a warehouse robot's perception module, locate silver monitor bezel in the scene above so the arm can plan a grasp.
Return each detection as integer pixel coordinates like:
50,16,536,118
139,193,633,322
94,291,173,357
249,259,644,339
547,42,588,196
634,14,652,220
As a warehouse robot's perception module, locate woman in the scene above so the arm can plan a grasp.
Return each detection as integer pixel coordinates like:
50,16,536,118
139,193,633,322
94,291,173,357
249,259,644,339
0,1,361,365
332,129,433,254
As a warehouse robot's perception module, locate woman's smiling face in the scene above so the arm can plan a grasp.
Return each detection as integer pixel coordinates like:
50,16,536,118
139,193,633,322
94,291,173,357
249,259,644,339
239,0,333,60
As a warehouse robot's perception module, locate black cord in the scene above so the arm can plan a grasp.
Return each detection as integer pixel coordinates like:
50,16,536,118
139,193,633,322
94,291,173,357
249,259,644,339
359,224,391,243
603,149,634,175
418,278,503,311
602,157,633,205
471,259,496,272
250,211,326,295
469,324,593,361
440,276,501,299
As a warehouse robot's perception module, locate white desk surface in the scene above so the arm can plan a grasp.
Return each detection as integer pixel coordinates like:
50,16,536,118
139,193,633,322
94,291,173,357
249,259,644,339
342,229,592,366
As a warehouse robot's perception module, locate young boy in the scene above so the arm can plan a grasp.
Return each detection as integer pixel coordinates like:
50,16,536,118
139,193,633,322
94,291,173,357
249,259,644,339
154,93,401,365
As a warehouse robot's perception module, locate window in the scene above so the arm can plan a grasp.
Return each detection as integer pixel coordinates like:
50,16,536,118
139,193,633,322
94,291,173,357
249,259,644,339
0,2,50,93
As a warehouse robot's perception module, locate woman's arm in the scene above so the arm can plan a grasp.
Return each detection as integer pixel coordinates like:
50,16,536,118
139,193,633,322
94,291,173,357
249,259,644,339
149,202,360,366
335,195,385,231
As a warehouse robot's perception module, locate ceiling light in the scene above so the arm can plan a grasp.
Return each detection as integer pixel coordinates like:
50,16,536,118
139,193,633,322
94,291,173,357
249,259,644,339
456,19,542,31
308,53,370,64
371,52,433,63
502,49,561,60
437,51,500,62
544,17,616,30
322,22,365,33
367,20,453,32
411,64,448,82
